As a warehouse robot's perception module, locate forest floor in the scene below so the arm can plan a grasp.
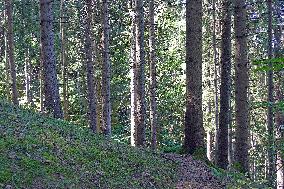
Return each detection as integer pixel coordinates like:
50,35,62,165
0,100,226,189
164,154,226,189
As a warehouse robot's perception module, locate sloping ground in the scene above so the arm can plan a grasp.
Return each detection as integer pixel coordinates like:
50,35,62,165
0,100,224,189
164,154,226,189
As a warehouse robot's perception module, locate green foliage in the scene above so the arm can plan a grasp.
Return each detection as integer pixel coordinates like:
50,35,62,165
0,100,178,188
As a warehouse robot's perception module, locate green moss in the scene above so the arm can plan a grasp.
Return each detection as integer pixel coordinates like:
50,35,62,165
0,100,178,188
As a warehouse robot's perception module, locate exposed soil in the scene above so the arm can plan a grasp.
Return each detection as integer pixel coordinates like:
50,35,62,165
163,154,226,189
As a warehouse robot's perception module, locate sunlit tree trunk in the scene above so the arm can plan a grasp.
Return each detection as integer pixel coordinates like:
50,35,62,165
5,0,19,106
216,0,232,170
102,0,111,136
184,0,205,154
234,0,250,173
130,0,137,146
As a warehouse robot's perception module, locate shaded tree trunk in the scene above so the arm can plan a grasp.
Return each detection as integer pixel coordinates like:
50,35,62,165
102,0,111,136
184,0,205,154
5,0,19,106
216,0,232,170
83,0,97,132
60,0,69,120
40,0,63,118
131,0,146,147
266,0,275,186
234,0,250,173
275,23,284,189
149,0,157,150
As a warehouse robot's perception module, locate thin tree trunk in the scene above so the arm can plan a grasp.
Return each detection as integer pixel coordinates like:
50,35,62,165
5,0,19,106
184,0,205,154
149,0,158,150
216,0,232,170
25,49,32,104
83,0,97,132
234,0,250,173
212,0,220,160
60,0,69,120
40,0,63,118
266,0,275,186
130,0,137,146
275,22,284,189
102,0,111,136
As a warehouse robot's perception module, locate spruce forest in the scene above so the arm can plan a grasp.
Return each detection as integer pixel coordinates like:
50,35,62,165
0,0,283,188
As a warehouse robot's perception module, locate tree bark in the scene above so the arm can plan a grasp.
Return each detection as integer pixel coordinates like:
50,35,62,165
216,0,232,170
149,0,158,150
184,0,205,155
130,0,137,146
130,0,146,147
266,0,276,186
5,0,19,106
234,0,250,173
60,0,69,120
102,0,112,136
83,0,97,133
275,22,283,189
40,0,63,118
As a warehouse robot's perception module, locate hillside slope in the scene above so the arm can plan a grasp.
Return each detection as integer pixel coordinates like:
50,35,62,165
0,100,224,189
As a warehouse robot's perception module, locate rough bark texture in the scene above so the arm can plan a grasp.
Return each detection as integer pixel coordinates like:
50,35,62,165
83,0,97,133
149,0,157,150
40,0,63,118
60,0,69,120
266,0,275,186
216,0,232,170
5,0,19,106
102,0,112,136
184,0,205,154
234,0,250,173
130,0,146,147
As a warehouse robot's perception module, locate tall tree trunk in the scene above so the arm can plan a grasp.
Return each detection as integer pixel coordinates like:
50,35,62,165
275,23,284,189
83,0,97,133
60,0,69,120
102,0,111,136
266,0,275,186
184,0,205,154
234,0,250,173
149,0,157,150
276,81,284,189
130,0,146,147
5,0,19,106
130,0,137,146
212,0,219,160
40,0,63,118
216,0,232,170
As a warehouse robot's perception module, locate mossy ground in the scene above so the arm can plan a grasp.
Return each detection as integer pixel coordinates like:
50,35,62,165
0,100,178,188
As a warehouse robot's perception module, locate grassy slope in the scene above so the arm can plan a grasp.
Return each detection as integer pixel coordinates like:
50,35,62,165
0,100,178,188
